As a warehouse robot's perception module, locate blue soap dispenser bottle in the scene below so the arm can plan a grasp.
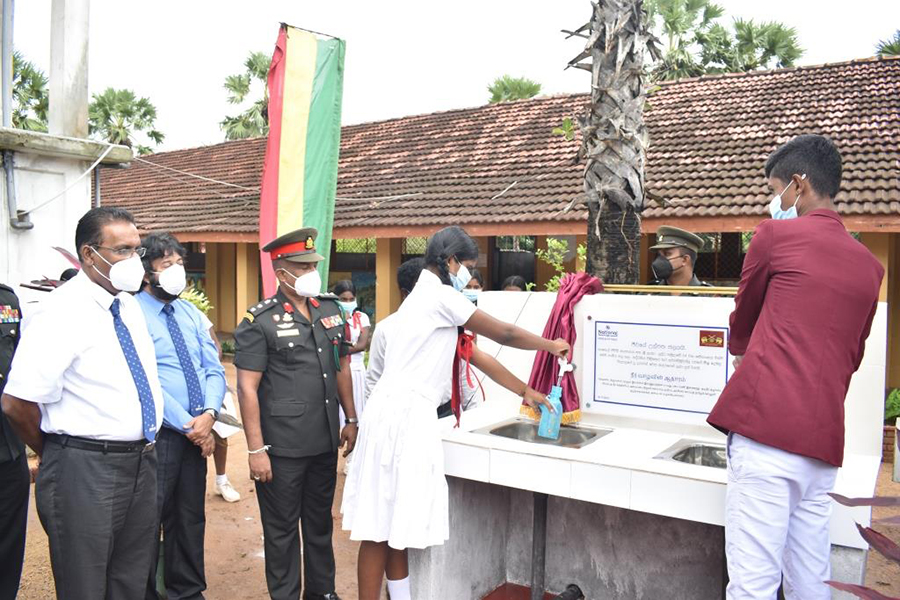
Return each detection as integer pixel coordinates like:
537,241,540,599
538,385,562,440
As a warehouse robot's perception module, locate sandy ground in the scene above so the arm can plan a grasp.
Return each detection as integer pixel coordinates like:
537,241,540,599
16,362,900,598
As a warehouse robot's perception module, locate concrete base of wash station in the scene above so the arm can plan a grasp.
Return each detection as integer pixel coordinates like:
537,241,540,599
410,477,867,600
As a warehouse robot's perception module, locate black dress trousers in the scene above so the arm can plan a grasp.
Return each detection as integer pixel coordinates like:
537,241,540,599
146,427,208,600
0,452,29,600
256,451,339,600
36,438,158,600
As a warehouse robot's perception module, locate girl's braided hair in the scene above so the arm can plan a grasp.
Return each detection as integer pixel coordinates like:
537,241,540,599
424,226,478,286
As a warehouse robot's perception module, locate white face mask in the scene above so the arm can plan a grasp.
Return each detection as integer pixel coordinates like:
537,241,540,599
462,288,480,303
92,249,145,293
450,262,472,291
338,300,357,314
280,268,321,298
155,263,187,297
768,174,807,221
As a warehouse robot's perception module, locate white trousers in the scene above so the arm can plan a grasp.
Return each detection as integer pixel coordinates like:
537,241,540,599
725,433,838,600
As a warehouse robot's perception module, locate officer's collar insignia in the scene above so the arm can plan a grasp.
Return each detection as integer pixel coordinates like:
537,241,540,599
282,302,294,314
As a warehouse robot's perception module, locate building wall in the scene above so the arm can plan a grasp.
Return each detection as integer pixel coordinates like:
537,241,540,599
205,242,260,335
861,233,900,390
1,153,91,302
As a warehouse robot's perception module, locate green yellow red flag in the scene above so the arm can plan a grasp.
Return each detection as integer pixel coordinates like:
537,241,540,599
259,24,345,296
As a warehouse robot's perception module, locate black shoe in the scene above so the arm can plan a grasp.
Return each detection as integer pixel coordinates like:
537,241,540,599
303,593,341,600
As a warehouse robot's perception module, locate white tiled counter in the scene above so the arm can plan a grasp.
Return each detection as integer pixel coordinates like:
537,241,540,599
443,403,880,548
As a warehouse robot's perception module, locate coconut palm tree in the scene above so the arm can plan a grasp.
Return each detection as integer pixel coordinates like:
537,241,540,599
487,75,542,103
645,0,722,79
877,30,900,57
88,88,164,155
645,0,802,80
567,0,660,284
11,51,49,132
220,51,270,140
702,18,802,73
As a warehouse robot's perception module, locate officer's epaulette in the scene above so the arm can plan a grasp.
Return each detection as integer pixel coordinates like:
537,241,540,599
243,297,279,323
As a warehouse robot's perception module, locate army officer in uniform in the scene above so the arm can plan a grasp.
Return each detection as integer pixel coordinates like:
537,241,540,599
0,283,28,600
235,227,357,600
649,225,713,291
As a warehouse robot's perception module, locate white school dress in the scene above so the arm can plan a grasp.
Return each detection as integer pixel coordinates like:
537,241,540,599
346,309,370,418
341,269,476,549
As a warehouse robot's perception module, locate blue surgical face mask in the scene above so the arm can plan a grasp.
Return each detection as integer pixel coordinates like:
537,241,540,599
450,262,472,292
338,300,357,314
462,288,480,304
768,174,807,220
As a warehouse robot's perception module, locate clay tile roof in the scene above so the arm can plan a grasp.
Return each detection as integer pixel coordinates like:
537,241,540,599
100,56,900,234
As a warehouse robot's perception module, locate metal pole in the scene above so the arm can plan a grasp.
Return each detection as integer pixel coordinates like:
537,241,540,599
4,150,31,229
93,163,101,207
1,0,14,128
531,492,548,600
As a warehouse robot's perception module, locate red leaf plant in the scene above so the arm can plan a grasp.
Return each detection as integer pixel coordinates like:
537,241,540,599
825,493,900,600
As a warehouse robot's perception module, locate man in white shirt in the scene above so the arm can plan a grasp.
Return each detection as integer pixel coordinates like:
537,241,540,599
1,207,164,600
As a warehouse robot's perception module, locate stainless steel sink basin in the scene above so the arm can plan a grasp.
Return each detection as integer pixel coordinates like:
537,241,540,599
473,418,612,449
655,440,727,469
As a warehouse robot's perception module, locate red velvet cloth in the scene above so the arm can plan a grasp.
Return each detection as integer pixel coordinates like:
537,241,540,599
525,272,603,419
451,332,478,426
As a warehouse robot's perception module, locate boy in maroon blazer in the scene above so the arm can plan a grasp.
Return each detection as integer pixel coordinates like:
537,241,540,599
708,135,883,599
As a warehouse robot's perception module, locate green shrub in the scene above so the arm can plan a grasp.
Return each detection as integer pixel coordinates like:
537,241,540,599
534,238,587,292
221,339,236,355
180,286,212,315
886,388,900,423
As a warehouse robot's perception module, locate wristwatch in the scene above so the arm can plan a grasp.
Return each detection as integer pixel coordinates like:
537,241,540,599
204,408,219,419
345,417,359,425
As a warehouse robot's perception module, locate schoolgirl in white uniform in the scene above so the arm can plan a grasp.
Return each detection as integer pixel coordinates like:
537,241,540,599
332,280,371,419
341,226,569,600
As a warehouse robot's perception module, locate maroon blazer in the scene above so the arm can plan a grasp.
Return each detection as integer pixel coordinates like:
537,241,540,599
707,209,883,467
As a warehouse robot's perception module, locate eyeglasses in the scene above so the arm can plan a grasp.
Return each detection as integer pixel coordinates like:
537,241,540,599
93,245,146,258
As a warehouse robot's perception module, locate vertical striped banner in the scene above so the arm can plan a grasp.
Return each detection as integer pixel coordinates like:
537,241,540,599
259,24,346,297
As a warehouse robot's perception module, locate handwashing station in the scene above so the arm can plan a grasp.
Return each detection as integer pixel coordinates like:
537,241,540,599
409,288,886,599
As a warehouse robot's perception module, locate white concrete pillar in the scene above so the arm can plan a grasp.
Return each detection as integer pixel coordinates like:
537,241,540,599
49,0,90,138
2,0,15,128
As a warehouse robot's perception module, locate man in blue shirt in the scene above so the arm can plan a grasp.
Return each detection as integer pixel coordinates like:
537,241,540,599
136,232,226,600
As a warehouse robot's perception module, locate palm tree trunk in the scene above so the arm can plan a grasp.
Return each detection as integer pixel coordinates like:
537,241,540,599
586,199,642,283
568,0,659,284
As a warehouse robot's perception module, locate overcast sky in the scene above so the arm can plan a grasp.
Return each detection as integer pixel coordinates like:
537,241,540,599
12,0,900,152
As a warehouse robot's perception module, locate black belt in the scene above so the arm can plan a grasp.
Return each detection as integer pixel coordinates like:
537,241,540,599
46,433,155,454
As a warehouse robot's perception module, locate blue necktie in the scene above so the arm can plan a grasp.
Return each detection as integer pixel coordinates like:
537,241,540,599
163,303,205,415
110,298,157,441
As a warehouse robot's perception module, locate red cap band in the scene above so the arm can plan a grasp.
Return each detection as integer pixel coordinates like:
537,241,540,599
269,241,309,259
